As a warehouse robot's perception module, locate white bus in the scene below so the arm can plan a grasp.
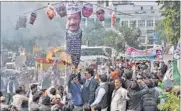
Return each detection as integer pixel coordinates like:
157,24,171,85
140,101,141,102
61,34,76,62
80,46,117,64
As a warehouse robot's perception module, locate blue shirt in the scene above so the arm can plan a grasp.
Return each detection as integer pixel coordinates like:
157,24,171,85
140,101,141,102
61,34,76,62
70,83,83,106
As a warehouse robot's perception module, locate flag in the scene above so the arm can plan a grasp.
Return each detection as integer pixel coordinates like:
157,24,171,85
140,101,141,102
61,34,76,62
172,59,180,85
162,59,180,88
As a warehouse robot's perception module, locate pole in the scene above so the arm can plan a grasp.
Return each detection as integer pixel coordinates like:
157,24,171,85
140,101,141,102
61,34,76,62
145,18,148,56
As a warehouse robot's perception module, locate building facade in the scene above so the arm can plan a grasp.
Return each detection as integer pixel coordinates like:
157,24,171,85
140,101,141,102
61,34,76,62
81,1,163,47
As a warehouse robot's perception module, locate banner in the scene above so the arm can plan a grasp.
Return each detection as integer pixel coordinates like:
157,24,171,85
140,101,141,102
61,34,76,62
125,46,156,60
66,3,82,68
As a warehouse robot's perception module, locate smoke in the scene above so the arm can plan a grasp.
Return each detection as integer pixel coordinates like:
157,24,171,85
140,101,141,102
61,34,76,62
1,2,66,49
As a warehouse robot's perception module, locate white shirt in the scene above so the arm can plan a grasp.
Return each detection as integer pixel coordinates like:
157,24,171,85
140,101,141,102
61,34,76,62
12,94,29,110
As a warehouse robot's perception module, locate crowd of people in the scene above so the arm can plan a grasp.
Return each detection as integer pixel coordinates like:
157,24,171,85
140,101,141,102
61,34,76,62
0,58,178,111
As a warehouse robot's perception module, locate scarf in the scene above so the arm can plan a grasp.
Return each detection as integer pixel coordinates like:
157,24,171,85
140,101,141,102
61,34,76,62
7,80,16,94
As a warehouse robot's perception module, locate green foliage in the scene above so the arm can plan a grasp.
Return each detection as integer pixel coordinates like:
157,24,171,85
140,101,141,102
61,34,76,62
157,88,180,111
155,20,167,44
157,1,180,45
82,22,141,52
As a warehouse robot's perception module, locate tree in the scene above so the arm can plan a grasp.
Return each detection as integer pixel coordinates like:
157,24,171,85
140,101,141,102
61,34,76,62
155,20,167,44
157,1,180,45
82,21,141,52
157,88,180,111
104,26,141,52
82,21,106,46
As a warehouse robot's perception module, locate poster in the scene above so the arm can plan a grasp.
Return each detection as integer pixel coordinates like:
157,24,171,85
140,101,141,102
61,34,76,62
66,3,82,68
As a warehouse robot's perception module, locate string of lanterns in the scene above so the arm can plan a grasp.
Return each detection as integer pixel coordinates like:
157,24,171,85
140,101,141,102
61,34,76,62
15,1,132,30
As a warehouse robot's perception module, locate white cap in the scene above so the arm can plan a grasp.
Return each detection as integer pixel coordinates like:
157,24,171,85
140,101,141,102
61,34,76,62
66,3,82,15
83,3,93,9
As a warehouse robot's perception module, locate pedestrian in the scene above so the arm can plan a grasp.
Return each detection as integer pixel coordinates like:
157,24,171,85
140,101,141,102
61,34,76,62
68,74,83,109
91,74,109,111
111,78,129,111
11,87,29,110
82,67,99,105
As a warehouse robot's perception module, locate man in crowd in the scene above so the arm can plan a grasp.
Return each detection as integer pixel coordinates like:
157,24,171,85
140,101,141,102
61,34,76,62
91,74,109,111
82,67,99,105
27,84,38,111
111,78,129,111
11,87,29,110
68,74,83,110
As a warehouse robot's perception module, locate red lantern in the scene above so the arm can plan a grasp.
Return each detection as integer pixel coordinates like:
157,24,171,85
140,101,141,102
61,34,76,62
15,16,27,30
29,12,37,24
111,12,116,27
47,7,56,20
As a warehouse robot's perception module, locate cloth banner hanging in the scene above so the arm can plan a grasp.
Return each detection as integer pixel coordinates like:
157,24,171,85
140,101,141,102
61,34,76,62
15,15,27,30
56,3,67,18
47,5,56,20
111,11,116,28
66,3,82,68
29,12,37,25
96,8,105,21
82,3,93,18
125,46,157,60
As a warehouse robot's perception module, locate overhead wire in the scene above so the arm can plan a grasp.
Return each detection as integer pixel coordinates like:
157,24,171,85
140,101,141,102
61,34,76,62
19,1,133,16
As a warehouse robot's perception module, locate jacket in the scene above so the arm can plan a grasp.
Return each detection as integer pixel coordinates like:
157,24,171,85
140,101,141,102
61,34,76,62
82,77,99,104
111,87,129,111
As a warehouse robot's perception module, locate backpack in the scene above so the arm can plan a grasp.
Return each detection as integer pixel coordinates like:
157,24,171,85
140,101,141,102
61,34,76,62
141,89,158,111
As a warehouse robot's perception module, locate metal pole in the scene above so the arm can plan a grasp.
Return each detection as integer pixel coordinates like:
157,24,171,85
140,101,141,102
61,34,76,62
145,17,148,56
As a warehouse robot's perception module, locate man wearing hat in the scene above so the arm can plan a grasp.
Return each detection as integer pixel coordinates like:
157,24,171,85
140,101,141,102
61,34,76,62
66,3,82,68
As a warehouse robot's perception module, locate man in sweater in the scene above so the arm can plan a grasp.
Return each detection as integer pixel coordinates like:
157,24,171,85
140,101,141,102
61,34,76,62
91,74,109,111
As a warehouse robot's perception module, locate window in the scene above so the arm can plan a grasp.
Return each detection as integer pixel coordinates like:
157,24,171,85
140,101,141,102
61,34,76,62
106,1,109,6
105,48,112,57
147,30,154,33
130,20,136,27
138,20,145,27
147,20,153,27
155,20,159,25
98,1,104,4
81,48,105,56
151,6,153,10
121,20,128,27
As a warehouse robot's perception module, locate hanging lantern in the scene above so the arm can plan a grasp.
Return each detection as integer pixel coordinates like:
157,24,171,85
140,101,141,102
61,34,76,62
56,3,66,18
111,12,116,28
47,6,56,20
29,12,37,24
82,3,93,18
96,8,105,21
15,15,27,30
